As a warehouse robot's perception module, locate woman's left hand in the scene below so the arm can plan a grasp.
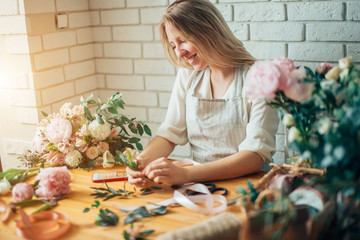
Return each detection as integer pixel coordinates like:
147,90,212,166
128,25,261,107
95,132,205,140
143,157,190,185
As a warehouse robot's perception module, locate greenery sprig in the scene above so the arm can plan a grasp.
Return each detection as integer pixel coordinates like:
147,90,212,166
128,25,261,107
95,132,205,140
120,206,167,225
90,182,135,201
83,200,119,226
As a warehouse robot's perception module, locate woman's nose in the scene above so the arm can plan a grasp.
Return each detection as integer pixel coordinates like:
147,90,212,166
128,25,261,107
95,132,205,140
175,45,185,59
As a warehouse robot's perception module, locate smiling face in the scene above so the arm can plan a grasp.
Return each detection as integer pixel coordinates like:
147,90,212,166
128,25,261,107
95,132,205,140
165,24,208,71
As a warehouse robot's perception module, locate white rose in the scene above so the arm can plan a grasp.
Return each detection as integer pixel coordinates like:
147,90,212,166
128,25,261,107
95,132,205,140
288,126,301,143
0,177,11,195
88,120,111,141
65,150,83,168
102,150,115,168
282,113,295,127
318,117,332,135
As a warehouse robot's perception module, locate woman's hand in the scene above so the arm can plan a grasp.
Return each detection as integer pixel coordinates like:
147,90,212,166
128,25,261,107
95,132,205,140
126,157,150,187
126,167,147,187
143,157,190,185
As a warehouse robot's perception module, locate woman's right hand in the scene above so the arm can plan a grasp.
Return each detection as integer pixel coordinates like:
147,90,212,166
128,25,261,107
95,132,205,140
126,167,147,187
126,157,149,187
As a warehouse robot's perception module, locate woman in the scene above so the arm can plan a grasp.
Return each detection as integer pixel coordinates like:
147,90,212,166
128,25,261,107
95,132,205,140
127,0,279,186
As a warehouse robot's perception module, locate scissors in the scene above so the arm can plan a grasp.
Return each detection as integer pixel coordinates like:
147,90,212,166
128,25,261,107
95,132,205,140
186,182,228,196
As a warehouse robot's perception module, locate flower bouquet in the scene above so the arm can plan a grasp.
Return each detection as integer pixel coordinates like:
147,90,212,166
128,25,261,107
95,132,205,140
22,92,151,170
242,56,360,238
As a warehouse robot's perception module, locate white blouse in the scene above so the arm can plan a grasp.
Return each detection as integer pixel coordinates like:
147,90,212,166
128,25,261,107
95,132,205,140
156,66,279,162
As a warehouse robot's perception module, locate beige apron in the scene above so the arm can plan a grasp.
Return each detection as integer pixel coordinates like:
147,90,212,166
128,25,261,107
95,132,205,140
186,66,251,163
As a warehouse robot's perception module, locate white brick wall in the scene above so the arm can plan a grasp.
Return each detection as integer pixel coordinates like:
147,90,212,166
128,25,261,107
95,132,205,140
1,0,360,170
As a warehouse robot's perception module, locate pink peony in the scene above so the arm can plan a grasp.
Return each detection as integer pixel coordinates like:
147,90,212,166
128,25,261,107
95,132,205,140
44,151,66,166
246,60,282,99
45,118,72,144
35,166,71,197
12,183,34,202
284,68,314,103
272,57,297,90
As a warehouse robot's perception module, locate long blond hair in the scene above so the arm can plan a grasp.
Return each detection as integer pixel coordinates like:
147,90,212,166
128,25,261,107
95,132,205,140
159,0,256,69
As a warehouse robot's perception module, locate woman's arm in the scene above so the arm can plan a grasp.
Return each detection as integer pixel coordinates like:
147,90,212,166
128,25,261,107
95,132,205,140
126,136,175,186
136,136,176,168
143,150,263,185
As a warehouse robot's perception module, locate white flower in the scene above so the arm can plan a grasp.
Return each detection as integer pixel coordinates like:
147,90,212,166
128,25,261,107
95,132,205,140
282,113,295,127
65,150,83,168
102,150,115,168
318,117,332,135
338,56,353,69
288,126,301,143
72,105,84,117
0,177,11,195
88,120,111,141
86,146,100,159
325,66,341,81
60,103,73,117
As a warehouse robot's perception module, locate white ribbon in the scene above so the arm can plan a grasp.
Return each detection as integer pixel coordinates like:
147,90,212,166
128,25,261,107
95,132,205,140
113,159,227,215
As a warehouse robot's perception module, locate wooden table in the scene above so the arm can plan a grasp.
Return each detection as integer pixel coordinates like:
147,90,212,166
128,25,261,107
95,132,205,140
0,166,265,240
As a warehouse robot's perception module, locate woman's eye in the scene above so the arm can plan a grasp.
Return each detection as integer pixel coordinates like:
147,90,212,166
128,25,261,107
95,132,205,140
172,45,176,49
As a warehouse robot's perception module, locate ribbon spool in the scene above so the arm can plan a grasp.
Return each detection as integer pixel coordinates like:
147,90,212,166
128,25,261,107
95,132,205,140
16,209,71,240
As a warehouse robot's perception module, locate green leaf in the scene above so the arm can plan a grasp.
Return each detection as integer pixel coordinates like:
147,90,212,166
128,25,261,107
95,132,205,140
86,93,94,103
84,107,93,121
144,125,152,136
123,230,131,240
41,111,48,117
136,143,143,151
95,114,104,124
91,200,100,208
140,229,155,235
150,206,167,215
83,208,90,213
95,209,119,226
137,124,144,136
129,137,141,143
108,107,118,114
237,187,247,195
133,206,152,218
13,199,42,207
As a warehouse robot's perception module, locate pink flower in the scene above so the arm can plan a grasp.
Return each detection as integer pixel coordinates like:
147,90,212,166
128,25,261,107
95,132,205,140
315,62,333,75
284,68,314,102
246,61,282,99
109,128,120,138
35,166,71,197
272,57,297,90
97,142,109,153
32,132,44,153
12,183,34,202
45,118,72,144
44,151,66,165
86,146,100,159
